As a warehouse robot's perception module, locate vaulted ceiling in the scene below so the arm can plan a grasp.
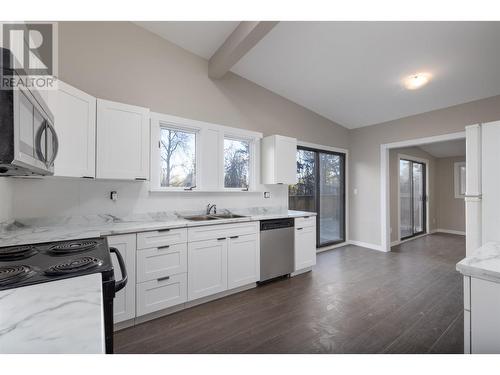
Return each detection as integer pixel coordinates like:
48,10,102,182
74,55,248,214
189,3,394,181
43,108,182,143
135,21,500,129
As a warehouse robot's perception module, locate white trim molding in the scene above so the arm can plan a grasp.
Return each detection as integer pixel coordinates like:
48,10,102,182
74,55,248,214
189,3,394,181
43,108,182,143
435,228,466,236
380,131,466,252
348,240,386,252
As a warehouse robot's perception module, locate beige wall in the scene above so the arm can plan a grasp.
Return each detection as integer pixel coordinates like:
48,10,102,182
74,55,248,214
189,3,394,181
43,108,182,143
58,22,349,149
349,94,500,246
4,21,350,222
436,157,466,233
389,147,437,243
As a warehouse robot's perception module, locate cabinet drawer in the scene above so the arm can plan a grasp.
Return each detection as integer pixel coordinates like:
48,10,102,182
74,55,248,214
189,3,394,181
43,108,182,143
188,221,258,242
137,228,187,249
295,216,316,229
136,273,187,316
137,243,187,283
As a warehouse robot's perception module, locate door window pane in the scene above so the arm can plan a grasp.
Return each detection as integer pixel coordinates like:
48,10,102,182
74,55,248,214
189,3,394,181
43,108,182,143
412,163,424,233
400,159,426,239
289,148,346,247
319,153,344,245
400,160,412,239
160,127,196,187
224,138,250,188
289,149,316,212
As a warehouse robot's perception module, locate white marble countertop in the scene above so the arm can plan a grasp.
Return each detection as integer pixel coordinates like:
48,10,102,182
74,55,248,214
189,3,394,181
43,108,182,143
456,242,500,283
0,208,316,247
0,273,105,354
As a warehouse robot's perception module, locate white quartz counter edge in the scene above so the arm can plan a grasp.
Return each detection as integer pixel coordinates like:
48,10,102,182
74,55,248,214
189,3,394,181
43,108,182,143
0,210,316,247
456,242,500,283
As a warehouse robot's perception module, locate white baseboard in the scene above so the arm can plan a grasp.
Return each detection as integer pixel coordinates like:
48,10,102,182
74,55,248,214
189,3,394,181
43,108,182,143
391,233,428,247
434,228,466,236
348,240,387,252
316,242,349,253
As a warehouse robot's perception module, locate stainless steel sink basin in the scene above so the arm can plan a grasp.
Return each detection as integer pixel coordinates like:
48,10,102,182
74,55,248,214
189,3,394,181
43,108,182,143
183,215,219,221
209,213,247,219
182,213,247,221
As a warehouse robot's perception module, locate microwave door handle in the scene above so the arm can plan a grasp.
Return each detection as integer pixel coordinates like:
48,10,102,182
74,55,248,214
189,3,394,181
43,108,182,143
34,120,47,164
46,121,59,167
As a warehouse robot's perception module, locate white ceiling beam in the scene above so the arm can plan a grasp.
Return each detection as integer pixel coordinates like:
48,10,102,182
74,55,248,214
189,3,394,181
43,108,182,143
208,21,278,79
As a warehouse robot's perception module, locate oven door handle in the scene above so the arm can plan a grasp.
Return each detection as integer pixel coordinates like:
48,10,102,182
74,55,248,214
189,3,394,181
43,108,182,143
110,247,128,293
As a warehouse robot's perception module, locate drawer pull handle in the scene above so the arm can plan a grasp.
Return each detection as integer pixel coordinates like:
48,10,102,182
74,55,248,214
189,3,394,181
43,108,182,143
229,236,239,239
297,227,303,230
158,228,171,233
157,276,170,282
303,216,310,219
158,245,170,250
217,237,226,241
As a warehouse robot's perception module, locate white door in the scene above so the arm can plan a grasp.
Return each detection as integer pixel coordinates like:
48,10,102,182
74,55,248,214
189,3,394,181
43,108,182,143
227,233,259,289
50,81,96,178
294,225,316,271
96,99,150,180
107,234,136,323
188,238,228,301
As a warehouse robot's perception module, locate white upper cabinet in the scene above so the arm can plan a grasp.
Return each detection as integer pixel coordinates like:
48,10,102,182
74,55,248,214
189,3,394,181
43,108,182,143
48,81,96,178
261,135,297,185
96,99,150,180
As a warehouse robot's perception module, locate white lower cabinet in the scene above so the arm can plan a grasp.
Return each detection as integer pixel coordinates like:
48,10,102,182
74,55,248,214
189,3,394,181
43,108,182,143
107,234,136,323
294,221,316,271
228,233,259,289
188,238,228,301
469,277,500,353
136,273,187,316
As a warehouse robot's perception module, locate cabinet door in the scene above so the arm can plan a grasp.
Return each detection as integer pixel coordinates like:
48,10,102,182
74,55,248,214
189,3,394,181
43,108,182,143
294,224,316,271
228,233,259,289
188,238,227,301
51,81,96,178
96,99,149,180
275,136,298,184
107,234,136,323
470,277,500,353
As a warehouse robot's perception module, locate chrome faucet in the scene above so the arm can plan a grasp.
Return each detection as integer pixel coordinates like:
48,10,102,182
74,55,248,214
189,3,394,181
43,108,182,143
206,204,217,215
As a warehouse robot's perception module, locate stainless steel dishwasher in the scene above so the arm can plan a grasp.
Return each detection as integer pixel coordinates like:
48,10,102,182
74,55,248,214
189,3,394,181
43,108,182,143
259,218,295,282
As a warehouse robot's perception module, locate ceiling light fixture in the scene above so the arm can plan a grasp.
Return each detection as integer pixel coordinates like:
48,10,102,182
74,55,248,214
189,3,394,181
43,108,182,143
403,72,432,90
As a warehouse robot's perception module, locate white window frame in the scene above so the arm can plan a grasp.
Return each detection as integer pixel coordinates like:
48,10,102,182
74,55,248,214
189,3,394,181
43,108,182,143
150,114,202,191
454,161,466,199
150,112,262,192
222,134,256,191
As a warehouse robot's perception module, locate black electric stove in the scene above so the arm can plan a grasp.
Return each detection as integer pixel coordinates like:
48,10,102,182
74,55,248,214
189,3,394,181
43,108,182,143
0,237,127,353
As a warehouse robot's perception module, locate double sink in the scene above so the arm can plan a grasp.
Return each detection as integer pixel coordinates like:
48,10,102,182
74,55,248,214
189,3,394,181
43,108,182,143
182,213,247,221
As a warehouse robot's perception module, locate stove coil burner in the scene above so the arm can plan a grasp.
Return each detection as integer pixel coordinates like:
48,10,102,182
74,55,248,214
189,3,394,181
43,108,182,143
48,240,98,255
0,245,38,261
44,256,103,276
0,265,35,286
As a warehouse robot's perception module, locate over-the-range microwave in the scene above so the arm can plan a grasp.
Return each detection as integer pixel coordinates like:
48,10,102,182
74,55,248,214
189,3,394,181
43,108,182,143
0,47,58,176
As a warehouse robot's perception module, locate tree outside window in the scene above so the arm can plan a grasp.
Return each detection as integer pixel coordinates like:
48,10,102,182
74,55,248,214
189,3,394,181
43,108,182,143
224,138,249,188
160,127,196,188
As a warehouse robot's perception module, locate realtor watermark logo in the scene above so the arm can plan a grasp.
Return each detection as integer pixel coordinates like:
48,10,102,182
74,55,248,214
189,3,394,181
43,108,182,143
0,22,58,90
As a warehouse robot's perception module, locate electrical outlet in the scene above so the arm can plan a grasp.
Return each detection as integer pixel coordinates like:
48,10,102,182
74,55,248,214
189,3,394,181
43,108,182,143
110,191,118,201
264,192,271,199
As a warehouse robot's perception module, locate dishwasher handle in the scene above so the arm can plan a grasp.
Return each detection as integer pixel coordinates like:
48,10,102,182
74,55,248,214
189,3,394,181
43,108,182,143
260,218,294,231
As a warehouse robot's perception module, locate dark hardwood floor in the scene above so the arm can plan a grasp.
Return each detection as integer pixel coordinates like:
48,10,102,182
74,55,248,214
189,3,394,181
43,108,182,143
115,233,465,354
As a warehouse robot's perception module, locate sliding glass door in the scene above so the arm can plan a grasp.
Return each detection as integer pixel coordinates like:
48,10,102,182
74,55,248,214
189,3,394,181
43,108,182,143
399,159,426,240
289,147,346,247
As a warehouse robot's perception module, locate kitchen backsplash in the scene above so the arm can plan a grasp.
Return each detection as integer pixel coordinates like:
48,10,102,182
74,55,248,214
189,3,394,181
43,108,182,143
8,177,288,220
